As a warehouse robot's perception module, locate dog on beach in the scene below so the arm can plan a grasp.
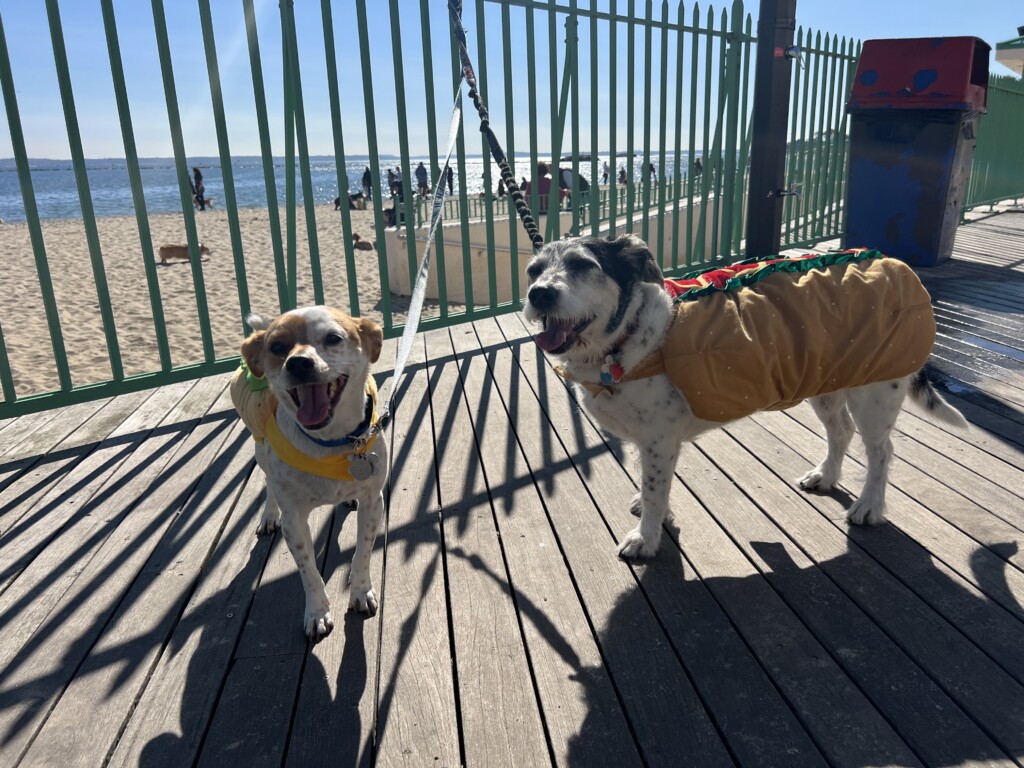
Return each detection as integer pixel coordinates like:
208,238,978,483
158,243,211,265
231,307,386,641
193,195,216,211
524,234,967,560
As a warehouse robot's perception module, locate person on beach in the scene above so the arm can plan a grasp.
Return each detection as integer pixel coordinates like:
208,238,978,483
387,167,396,191
415,162,429,196
694,157,703,179
618,166,627,185
192,167,206,211
496,177,505,198
445,165,454,195
602,160,609,185
362,166,372,200
523,161,563,215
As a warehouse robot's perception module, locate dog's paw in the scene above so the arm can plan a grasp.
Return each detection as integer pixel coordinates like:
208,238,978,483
304,609,335,642
349,587,379,617
629,492,643,517
846,499,887,526
617,527,659,560
255,516,280,536
798,465,838,491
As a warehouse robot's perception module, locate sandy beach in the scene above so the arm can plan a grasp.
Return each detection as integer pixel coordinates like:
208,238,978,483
1,205,443,398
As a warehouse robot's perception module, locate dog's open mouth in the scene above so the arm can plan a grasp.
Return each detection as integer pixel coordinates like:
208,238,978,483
289,375,348,429
534,316,592,354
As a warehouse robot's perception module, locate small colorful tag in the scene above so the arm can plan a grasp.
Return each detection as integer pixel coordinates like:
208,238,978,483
600,354,624,386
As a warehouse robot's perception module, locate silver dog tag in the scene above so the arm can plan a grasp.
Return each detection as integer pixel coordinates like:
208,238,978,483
349,453,377,481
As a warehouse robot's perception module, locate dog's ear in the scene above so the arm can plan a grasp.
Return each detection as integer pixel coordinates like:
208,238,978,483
357,318,384,364
241,330,267,378
607,233,663,285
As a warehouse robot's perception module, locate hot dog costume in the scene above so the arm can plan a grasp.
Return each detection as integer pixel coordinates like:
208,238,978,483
559,249,936,423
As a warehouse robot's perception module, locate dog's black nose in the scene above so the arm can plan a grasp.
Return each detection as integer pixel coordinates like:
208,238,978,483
286,355,315,378
528,285,558,311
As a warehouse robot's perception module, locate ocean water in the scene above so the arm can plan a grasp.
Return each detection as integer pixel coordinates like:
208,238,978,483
0,152,694,223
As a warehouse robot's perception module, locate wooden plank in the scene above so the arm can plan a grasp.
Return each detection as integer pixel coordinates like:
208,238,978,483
903,393,1024,471
0,381,218,595
457,319,647,768
284,339,398,768
0,378,224,672
490,316,830,767
737,411,1024,680
372,334,461,768
17,419,253,768
784,402,1024,567
413,326,549,767
753,409,1024,622
0,381,198,538
719,416,1024,757
0,385,243,765
106,469,272,768
687,431,1011,766
0,398,111,462
928,350,1024,410
497,314,920,768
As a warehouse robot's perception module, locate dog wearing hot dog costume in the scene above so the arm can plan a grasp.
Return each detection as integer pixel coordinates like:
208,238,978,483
524,235,966,559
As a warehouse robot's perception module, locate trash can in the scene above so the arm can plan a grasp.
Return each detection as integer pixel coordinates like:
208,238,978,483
843,37,990,267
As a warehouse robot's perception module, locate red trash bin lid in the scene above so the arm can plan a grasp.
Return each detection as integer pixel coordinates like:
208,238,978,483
847,36,990,112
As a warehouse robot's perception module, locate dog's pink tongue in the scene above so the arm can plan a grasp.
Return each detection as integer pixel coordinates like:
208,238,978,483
296,383,331,427
534,319,572,352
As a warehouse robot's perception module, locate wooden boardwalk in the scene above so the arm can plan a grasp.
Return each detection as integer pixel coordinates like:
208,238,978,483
2,212,1024,767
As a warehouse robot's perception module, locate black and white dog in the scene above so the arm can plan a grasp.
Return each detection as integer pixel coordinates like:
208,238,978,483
523,234,967,559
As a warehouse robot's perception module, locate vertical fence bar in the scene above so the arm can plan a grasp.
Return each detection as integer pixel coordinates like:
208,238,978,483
475,0,499,308
625,0,636,233
830,37,855,237
720,0,743,259
655,0,670,263
0,11,71,392
386,0,421,293
685,3,700,265
547,4,561,242
449,18,474,315
0,323,14,403
782,25,802,245
732,10,754,256
99,0,171,371
695,5,714,260
354,0,393,332
640,0,653,243
320,0,361,317
795,27,812,243
568,3,580,238
422,0,450,314
589,3,600,237
499,2,520,304
525,7,540,240
282,6,297,308
44,0,123,381
151,0,216,363
281,3,324,306
669,0,685,269
242,0,288,314
607,0,618,235
198,0,251,333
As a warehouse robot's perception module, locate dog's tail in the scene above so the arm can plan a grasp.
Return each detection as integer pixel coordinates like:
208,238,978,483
908,369,969,429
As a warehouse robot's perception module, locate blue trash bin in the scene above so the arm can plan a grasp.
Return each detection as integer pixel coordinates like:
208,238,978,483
842,37,990,267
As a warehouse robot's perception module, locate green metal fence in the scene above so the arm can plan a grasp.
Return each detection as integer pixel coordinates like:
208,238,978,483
964,75,1024,212
1,1,1010,419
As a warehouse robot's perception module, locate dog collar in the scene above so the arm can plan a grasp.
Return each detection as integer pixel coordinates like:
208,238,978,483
261,377,381,482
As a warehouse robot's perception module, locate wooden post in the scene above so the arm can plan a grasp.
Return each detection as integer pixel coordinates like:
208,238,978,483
745,0,797,258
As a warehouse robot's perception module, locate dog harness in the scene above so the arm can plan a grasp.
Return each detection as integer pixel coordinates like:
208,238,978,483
230,361,380,482
555,250,937,423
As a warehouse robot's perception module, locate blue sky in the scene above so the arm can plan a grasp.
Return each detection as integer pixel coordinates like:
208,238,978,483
0,0,1020,160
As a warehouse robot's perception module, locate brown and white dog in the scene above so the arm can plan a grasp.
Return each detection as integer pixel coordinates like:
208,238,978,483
524,235,967,560
232,306,386,641
158,242,211,264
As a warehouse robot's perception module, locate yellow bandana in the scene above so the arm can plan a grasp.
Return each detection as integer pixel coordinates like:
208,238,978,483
230,363,379,482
